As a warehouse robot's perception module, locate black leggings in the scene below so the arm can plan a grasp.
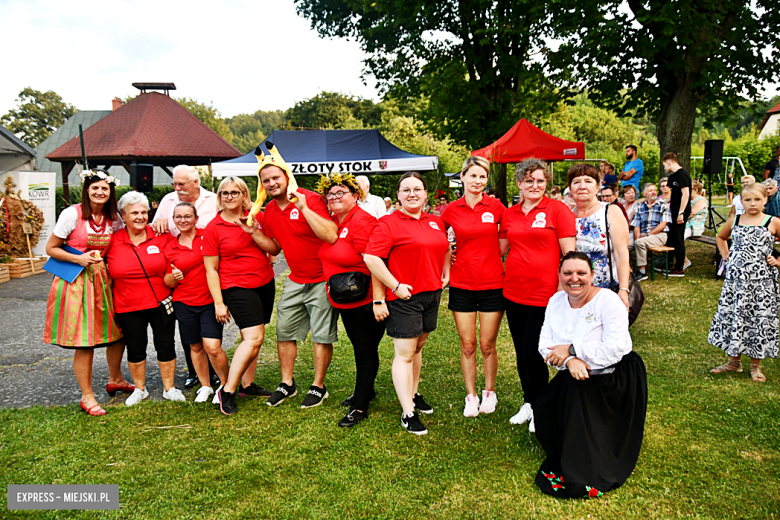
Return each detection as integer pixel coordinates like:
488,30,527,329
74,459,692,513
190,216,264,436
666,221,687,271
339,304,386,411
504,299,549,406
116,308,176,364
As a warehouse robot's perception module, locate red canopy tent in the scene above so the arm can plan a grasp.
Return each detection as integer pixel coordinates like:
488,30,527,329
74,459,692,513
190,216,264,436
471,118,585,162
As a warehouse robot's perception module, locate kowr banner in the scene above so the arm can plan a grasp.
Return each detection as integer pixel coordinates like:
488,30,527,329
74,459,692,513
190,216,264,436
16,171,56,256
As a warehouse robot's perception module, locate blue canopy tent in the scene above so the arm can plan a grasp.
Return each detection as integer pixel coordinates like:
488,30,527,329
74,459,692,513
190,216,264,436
212,129,439,178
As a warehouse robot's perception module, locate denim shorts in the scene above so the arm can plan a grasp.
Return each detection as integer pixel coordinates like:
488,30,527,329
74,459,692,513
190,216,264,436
386,289,442,339
447,287,506,313
173,302,223,345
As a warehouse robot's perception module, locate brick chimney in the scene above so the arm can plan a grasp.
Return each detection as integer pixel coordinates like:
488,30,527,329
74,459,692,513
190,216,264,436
112,98,125,111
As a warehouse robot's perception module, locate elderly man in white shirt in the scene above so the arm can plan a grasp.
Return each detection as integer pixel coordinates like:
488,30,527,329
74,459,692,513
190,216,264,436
355,175,386,218
151,164,219,388
152,165,218,237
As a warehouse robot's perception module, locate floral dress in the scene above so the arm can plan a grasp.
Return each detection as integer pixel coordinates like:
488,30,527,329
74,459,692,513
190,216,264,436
708,215,779,359
574,202,617,289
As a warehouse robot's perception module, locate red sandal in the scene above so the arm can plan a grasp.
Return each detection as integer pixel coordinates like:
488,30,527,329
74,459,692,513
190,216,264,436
80,401,107,416
106,382,135,396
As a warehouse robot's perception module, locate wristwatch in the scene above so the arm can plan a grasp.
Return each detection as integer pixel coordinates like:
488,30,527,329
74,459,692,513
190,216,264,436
373,300,385,305
568,344,576,357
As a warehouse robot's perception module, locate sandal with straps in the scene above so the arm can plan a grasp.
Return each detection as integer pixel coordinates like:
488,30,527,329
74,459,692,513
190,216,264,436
79,401,107,416
750,364,766,383
711,359,743,374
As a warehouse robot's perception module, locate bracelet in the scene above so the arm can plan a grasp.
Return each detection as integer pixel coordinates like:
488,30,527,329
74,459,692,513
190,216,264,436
392,282,401,293
620,287,630,292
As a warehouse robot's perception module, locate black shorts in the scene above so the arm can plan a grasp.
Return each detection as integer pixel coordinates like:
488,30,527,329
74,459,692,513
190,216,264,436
448,287,506,313
115,307,176,364
222,280,276,330
386,289,442,339
173,301,223,345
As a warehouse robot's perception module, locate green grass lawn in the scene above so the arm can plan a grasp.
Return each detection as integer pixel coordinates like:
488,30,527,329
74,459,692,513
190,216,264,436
2,241,779,519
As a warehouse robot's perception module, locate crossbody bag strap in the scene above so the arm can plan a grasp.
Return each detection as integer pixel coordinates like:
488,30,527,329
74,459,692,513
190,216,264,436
130,244,161,303
604,202,616,289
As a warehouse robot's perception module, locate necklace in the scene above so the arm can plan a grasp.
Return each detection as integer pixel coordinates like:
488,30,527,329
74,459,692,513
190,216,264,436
89,213,107,234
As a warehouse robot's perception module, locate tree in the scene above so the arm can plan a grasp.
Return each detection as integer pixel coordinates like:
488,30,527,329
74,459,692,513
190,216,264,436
177,97,234,143
550,0,780,175
286,91,382,129
227,110,286,153
295,0,564,203
1,88,77,147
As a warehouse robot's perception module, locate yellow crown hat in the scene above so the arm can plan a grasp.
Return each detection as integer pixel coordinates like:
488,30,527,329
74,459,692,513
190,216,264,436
247,141,299,226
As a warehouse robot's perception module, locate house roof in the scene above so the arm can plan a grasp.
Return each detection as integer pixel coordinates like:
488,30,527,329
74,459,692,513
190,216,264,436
36,110,110,173
46,92,240,162
758,101,780,131
0,124,36,158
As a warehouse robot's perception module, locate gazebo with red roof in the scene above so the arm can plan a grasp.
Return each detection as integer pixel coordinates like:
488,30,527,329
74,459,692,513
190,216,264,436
47,84,241,201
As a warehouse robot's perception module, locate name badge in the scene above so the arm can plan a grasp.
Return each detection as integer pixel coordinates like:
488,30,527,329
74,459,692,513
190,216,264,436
340,228,349,239
429,221,441,231
147,245,160,254
482,212,494,223
531,212,547,228
290,209,299,220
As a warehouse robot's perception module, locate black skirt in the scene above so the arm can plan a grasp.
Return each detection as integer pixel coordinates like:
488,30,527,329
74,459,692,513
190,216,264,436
534,351,647,499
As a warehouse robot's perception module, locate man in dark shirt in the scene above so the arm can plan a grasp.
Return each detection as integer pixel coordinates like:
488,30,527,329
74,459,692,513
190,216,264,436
662,152,692,276
601,184,629,222
763,146,780,181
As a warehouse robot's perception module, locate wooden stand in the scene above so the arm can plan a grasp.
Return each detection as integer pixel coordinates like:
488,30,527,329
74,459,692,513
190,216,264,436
8,257,47,279
0,265,10,284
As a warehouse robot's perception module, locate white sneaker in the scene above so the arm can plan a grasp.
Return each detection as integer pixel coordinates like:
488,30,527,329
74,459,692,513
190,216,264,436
528,416,536,433
194,386,214,403
163,387,186,402
463,394,480,417
212,385,223,404
479,390,498,414
125,388,149,407
509,402,533,425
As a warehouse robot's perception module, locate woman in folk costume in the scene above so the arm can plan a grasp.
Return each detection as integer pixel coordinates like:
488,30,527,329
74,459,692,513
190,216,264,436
43,170,132,416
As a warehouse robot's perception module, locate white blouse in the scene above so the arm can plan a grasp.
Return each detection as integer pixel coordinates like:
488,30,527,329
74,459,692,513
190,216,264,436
538,289,632,371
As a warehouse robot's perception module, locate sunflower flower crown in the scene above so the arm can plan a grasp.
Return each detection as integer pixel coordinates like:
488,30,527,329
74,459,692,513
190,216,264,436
315,172,364,200
80,169,120,186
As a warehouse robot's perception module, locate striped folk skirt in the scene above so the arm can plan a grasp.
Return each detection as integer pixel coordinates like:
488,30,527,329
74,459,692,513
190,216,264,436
43,262,123,348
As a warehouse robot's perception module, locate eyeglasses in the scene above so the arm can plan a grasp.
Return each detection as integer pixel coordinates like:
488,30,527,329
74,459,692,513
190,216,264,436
399,188,426,196
220,191,243,199
326,190,350,200
172,180,194,188
173,214,195,221
522,179,547,187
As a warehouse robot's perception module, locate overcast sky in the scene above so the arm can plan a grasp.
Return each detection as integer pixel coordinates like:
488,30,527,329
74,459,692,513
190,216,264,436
1,0,379,118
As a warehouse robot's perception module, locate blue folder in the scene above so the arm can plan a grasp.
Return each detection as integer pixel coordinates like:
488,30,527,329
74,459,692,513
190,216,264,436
42,245,86,283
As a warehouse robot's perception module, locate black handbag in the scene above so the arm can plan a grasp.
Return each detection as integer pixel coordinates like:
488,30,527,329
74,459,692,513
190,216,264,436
327,271,371,304
131,246,175,326
605,202,644,327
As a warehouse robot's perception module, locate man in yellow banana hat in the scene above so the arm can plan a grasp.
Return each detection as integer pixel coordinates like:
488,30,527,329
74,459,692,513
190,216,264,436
242,141,340,408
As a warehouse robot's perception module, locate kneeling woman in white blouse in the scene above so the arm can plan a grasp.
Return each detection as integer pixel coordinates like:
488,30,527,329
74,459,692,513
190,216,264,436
533,251,647,499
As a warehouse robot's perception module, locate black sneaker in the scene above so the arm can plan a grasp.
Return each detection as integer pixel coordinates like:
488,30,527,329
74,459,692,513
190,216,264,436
635,271,648,282
413,393,433,414
184,374,198,388
338,408,368,428
266,382,297,407
340,389,377,407
217,387,237,416
401,411,428,435
210,374,221,387
300,385,329,408
238,383,273,398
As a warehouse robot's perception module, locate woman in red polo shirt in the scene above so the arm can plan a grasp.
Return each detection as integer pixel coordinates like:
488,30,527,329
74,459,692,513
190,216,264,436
163,202,224,404
203,176,276,416
499,158,576,433
104,191,181,407
365,172,451,436
316,173,387,428
441,156,506,418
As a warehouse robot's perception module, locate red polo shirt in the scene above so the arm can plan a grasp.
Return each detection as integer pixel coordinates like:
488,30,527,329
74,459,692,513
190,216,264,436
202,211,274,291
104,226,172,313
365,211,449,301
264,188,329,284
319,205,378,309
499,197,576,306
441,195,506,291
164,230,213,306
